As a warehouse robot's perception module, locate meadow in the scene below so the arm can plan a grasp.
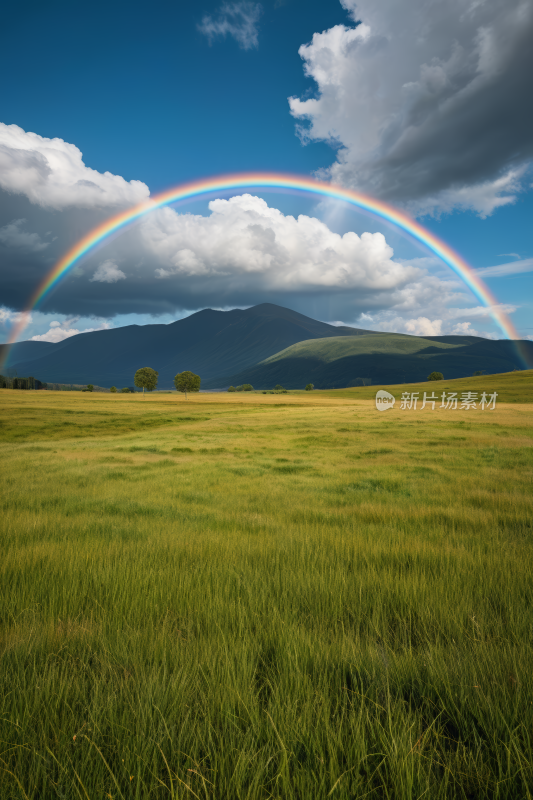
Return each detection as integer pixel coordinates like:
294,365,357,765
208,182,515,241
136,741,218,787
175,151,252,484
1,374,532,799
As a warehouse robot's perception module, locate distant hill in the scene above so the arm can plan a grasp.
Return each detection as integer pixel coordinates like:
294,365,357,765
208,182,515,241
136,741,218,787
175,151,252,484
3,304,375,388
209,331,532,389
4,302,531,389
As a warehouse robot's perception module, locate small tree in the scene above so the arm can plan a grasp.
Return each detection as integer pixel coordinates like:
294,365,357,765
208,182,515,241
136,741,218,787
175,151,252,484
274,384,284,391
121,387,130,393
87,384,94,392
242,384,253,391
235,385,244,392
134,367,158,397
427,371,444,381
228,386,236,392
305,383,314,391
110,386,117,393
174,371,201,399
473,370,485,376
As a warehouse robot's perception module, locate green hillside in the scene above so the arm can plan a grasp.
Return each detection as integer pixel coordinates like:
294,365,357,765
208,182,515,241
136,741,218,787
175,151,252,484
211,332,533,389
262,333,461,364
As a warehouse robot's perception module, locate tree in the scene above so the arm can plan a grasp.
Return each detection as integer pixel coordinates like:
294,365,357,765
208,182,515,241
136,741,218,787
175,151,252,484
174,371,201,399
242,384,253,391
305,383,314,391
228,386,236,392
87,384,94,392
110,386,117,393
121,387,130,393
274,384,284,391
473,370,485,376
134,367,158,397
427,371,444,381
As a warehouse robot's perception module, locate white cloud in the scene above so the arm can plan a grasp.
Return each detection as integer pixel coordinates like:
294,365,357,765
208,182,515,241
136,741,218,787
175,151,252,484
0,123,149,210
289,0,533,216
30,318,112,343
475,258,533,278
90,260,126,283
355,301,518,338
452,321,481,336
450,321,499,339
447,304,518,319
405,317,443,336
0,219,50,251
145,194,421,291
0,308,32,326
30,326,85,343
356,313,499,338
198,2,262,50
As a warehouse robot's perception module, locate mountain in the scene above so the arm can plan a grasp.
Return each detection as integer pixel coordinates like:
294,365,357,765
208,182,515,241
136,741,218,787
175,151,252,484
0,340,60,365
4,302,531,389
210,332,533,389
3,304,376,388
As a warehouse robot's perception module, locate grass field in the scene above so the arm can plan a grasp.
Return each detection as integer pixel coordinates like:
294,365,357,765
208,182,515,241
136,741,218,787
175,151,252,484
1,374,532,799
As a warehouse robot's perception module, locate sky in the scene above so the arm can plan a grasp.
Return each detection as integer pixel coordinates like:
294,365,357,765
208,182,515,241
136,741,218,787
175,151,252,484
1,0,532,344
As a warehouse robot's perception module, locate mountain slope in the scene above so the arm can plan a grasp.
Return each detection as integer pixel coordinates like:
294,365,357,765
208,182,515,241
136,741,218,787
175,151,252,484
261,334,462,363
5,304,375,388
209,333,532,389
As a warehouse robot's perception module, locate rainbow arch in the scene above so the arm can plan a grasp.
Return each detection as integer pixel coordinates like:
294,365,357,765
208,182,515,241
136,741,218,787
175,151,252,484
5,171,522,350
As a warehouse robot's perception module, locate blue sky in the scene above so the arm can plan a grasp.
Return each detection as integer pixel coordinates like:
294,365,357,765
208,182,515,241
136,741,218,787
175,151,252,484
1,0,532,343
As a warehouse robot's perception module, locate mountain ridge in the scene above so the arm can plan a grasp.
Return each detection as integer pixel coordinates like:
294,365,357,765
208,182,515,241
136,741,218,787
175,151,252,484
2,303,375,388
3,303,531,389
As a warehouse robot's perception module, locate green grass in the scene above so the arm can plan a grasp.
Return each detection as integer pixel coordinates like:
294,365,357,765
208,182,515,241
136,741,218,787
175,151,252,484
1,381,532,799
261,333,461,364
314,368,533,403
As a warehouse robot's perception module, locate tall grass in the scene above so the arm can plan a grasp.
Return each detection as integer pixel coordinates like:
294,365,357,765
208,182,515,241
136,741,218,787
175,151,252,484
1,387,532,798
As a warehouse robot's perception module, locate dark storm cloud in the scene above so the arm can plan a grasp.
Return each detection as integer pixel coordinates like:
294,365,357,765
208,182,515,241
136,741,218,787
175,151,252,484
289,0,533,216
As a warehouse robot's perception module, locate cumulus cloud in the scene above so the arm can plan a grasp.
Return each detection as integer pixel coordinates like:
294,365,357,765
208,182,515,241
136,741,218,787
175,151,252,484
0,219,50,251
289,0,533,216
30,318,112,343
0,123,149,210
405,317,443,336
451,321,482,337
198,2,262,50
90,260,126,283
144,194,421,291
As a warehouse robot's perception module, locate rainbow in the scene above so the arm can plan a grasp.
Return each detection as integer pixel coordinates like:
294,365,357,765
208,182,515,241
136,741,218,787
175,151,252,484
4,171,523,354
